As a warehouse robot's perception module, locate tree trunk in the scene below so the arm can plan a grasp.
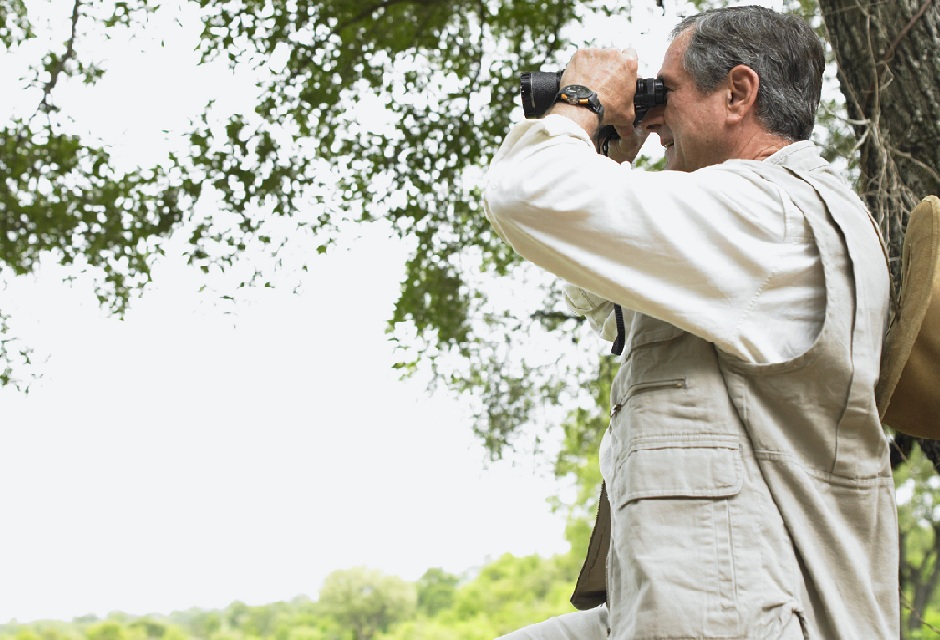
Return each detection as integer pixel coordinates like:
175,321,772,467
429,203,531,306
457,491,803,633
819,0,940,265
820,3,940,634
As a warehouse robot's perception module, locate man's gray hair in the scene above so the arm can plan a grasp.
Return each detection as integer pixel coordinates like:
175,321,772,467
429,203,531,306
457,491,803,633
671,6,825,141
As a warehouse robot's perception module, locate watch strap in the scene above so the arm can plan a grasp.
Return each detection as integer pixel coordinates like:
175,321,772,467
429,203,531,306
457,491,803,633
556,85,605,122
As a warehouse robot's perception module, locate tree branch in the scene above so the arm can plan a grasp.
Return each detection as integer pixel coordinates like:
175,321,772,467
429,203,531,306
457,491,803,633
904,521,940,636
890,146,940,186
36,0,83,117
531,310,582,323
335,0,446,34
880,0,934,66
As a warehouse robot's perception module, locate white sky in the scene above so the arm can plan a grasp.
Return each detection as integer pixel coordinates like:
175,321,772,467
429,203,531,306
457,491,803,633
0,0,789,624
0,225,571,623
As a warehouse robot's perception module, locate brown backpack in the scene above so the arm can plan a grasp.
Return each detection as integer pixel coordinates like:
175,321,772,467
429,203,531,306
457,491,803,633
876,196,940,439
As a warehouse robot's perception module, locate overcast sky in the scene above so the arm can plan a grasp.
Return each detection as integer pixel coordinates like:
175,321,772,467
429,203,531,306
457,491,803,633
0,223,572,622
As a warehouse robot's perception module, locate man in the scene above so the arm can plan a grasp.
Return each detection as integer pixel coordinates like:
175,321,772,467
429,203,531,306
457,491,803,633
484,6,899,640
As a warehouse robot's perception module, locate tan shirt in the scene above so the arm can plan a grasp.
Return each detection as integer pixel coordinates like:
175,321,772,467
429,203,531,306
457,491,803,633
484,115,823,363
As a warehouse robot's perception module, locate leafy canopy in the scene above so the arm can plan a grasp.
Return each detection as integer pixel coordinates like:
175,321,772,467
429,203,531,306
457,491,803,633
1,0,623,448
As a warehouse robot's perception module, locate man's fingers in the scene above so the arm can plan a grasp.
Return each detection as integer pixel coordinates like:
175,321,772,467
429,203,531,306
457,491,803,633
614,124,649,140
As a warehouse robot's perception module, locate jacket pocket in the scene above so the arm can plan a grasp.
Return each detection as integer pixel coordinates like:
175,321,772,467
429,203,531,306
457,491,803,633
610,378,687,419
607,438,745,638
616,436,744,505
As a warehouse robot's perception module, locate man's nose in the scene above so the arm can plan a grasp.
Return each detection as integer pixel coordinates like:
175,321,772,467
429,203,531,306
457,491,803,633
641,104,665,132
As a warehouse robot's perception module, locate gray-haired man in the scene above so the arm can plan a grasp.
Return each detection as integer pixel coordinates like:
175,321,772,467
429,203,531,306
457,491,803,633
485,6,898,639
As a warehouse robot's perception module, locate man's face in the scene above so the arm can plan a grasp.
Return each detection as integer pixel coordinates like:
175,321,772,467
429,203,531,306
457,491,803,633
642,31,730,172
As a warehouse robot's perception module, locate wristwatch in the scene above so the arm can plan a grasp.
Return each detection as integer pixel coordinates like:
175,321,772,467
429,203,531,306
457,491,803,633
555,84,605,121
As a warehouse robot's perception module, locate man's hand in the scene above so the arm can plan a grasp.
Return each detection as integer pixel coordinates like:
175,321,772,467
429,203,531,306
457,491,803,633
605,124,651,164
552,48,640,128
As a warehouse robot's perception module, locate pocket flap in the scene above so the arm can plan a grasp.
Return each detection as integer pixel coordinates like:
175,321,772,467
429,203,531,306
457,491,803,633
617,439,744,506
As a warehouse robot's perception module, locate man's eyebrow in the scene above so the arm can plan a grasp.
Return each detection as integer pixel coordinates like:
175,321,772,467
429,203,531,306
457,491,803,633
657,70,680,88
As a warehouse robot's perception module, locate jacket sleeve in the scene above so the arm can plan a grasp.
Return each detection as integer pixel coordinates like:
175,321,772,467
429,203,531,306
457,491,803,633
482,115,819,363
563,283,624,343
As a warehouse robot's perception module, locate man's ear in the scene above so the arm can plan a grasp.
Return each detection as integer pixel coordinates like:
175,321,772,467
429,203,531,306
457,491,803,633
727,64,760,122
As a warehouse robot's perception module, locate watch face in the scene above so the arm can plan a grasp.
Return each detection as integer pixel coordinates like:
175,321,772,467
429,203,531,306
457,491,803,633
556,85,602,117
559,84,592,103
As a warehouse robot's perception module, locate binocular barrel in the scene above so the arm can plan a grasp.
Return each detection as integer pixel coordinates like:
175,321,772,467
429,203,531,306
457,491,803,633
520,71,665,125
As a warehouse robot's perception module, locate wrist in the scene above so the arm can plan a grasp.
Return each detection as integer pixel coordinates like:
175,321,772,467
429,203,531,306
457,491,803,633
546,103,602,139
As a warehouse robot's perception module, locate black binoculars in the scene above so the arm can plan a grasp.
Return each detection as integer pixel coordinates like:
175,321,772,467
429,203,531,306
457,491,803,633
519,70,665,125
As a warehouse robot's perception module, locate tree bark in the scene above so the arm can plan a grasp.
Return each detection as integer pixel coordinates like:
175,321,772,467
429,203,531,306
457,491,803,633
820,3,940,634
819,0,940,265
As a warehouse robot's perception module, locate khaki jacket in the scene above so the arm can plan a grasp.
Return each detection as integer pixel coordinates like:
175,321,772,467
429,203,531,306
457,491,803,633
572,161,899,639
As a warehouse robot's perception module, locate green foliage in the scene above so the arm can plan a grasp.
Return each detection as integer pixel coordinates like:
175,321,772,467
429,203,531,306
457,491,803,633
316,567,416,640
166,609,220,640
374,553,580,638
1,0,178,387
187,0,575,292
0,0,881,461
551,356,617,552
1,0,616,453
375,618,477,640
415,568,459,618
0,122,182,311
282,626,333,640
0,555,584,640
85,622,131,640
0,307,34,388
179,0,604,454
896,446,940,637
4,544,925,640
0,0,32,47
11,630,41,640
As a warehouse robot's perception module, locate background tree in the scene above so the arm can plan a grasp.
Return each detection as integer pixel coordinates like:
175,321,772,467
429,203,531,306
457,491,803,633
84,622,131,640
315,567,416,640
0,556,578,639
6,0,938,456
820,0,940,258
892,440,940,639
817,2,940,627
0,0,184,388
414,568,459,618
